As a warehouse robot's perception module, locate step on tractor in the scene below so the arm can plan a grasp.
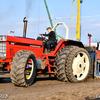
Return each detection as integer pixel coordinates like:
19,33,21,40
0,18,96,87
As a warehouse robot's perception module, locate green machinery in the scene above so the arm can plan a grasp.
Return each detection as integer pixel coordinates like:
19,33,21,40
44,0,83,41
44,0,64,40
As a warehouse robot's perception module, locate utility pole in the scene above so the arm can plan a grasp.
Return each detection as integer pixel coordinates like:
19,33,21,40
75,0,83,41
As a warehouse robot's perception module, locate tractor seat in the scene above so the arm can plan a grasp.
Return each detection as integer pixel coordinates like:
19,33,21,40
50,43,57,51
50,39,57,50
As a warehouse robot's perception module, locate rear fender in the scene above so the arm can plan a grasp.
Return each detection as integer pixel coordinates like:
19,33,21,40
64,40,84,48
54,39,84,55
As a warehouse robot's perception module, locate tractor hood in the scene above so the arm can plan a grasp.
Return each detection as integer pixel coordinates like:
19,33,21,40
0,35,43,46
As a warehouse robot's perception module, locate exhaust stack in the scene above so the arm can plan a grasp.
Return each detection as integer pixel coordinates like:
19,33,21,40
23,17,28,38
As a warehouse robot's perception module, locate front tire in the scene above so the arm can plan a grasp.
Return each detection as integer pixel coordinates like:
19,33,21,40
10,50,37,87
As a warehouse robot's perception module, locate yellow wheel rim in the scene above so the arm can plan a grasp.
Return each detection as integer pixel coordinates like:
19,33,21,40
25,59,34,79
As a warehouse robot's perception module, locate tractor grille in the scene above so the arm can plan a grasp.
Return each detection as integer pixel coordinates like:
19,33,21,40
10,48,14,56
0,43,6,57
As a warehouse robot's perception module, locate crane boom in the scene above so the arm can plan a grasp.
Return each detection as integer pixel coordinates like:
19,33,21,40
44,0,83,41
44,0,64,40
44,0,53,28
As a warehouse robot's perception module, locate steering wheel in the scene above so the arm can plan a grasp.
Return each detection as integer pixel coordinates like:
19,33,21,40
39,34,46,41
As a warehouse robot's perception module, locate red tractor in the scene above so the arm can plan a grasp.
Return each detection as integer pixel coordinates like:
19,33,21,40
0,18,95,87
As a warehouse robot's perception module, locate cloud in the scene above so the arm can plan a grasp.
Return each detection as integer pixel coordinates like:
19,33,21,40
80,19,100,45
0,17,100,45
28,18,48,24
15,22,23,26
0,17,50,39
25,0,33,18
0,5,15,21
95,24,100,27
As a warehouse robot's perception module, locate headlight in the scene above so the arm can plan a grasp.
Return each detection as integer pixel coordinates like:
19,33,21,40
0,52,6,57
0,43,6,57
0,36,6,41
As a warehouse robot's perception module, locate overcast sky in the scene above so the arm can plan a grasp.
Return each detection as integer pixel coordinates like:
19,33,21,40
0,0,100,45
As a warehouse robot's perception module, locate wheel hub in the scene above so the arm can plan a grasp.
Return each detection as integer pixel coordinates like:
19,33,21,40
25,59,34,80
72,52,89,80
74,61,83,74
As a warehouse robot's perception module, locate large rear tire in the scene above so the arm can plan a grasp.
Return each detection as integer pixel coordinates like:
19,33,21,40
55,46,79,82
66,47,91,82
10,50,37,87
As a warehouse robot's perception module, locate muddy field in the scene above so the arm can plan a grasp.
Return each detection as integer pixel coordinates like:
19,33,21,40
0,75,100,100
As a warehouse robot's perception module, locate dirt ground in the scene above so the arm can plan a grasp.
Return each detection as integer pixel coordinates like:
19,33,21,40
0,75,100,100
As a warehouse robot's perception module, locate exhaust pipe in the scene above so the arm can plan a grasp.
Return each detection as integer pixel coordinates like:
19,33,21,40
23,17,28,38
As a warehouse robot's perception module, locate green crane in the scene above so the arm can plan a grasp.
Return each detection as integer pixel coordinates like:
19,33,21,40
44,0,64,40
